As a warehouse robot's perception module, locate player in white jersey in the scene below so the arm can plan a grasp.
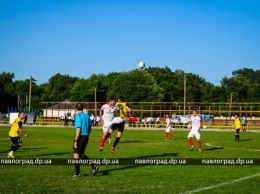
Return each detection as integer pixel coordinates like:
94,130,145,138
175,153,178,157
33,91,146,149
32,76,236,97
187,110,202,151
99,97,119,153
165,114,174,140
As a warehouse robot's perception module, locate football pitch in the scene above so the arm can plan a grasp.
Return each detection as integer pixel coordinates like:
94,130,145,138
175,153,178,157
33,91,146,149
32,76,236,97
0,126,259,194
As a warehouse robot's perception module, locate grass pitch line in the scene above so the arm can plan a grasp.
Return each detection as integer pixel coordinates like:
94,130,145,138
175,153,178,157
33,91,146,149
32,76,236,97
206,141,260,152
181,173,260,194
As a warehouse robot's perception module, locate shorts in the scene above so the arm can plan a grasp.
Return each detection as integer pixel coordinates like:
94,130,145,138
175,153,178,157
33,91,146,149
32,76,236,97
111,122,125,132
10,136,22,145
166,126,171,132
235,128,240,134
102,120,112,132
188,130,201,139
73,135,89,154
103,117,124,132
103,117,123,132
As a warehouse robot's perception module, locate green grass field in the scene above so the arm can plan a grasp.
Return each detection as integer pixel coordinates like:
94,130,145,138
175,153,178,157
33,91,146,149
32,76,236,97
0,126,259,194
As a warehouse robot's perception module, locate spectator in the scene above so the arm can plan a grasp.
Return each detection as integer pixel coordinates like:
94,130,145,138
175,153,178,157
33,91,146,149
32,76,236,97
90,114,95,126
96,115,100,126
64,114,69,127
241,116,246,132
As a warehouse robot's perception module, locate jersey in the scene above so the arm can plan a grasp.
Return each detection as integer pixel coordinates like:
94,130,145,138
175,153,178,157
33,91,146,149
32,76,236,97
166,118,171,127
9,117,23,137
115,102,129,118
101,104,120,121
75,112,91,135
191,115,201,130
234,118,241,129
165,117,172,132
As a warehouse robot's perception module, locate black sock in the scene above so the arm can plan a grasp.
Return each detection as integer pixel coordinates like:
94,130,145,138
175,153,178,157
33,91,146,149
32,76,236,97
11,145,21,152
82,155,95,169
113,137,120,148
74,159,80,175
238,135,240,141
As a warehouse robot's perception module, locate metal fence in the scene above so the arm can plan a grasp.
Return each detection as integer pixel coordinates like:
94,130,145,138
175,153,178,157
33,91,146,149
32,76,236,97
36,102,260,129
41,101,260,117
2,102,259,128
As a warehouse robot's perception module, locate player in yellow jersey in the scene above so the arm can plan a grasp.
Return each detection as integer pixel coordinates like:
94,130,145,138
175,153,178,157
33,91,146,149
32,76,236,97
101,96,132,153
110,96,132,153
8,112,29,158
230,114,242,142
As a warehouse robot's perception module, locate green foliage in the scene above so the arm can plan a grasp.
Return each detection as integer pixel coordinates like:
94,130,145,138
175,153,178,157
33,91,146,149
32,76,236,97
0,67,260,112
107,69,164,102
0,72,15,112
45,73,79,102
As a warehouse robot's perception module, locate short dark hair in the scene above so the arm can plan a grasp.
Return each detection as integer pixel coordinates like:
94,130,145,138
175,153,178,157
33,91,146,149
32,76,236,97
118,96,124,101
18,112,25,117
108,97,116,102
76,103,84,111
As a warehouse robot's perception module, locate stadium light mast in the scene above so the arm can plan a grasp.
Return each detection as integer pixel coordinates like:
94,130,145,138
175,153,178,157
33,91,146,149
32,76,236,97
184,74,187,115
229,92,233,118
94,87,97,116
17,92,20,111
29,76,32,112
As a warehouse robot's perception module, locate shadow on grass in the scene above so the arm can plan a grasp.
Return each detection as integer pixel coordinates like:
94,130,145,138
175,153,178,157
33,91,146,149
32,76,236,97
120,140,140,144
22,147,49,151
0,140,9,142
204,147,224,151
239,139,253,142
0,150,9,154
98,152,179,176
35,152,71,156
0,147,49,154
173,137,187,140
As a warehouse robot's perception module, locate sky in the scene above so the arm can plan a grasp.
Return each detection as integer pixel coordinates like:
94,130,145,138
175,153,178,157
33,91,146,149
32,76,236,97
0,0,259,85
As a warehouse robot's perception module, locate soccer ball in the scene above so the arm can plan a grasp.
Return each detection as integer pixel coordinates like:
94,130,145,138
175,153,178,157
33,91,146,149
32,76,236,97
138,62,145,69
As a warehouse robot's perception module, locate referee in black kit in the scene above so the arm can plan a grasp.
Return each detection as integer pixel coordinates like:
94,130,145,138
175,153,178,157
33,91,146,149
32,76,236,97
73,103,98,177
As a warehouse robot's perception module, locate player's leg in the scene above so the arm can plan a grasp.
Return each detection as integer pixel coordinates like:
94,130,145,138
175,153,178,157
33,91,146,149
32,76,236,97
165,129,169,140
111,123,124,153
234,129,238,141
100,121,111,153
107,117,124,144
73,137,81,176
195,132,202,151
235,129,240,141
187,131,194,150
108,134,112,144
99,130,107,153
168,126,174,139
8,137,22,158
80,136,99,176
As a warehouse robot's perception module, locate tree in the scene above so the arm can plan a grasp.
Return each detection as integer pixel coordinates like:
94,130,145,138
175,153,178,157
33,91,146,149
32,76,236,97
45,73,78,102
0,72,15,113
107,69,164,102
